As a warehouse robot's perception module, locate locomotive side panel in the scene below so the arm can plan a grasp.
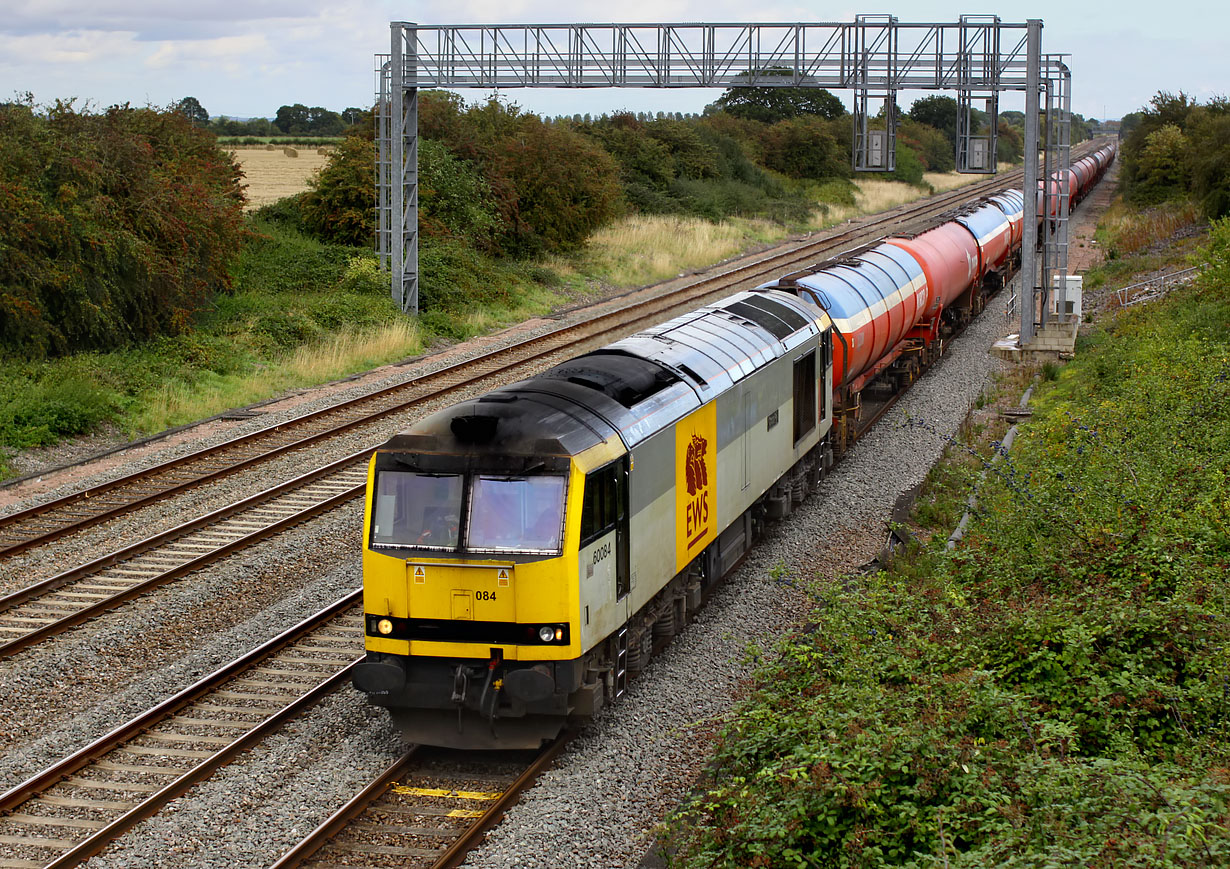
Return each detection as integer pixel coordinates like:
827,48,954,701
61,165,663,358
624,425,681,616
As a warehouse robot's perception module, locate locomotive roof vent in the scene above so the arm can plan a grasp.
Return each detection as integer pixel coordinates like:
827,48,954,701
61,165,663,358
545,351,680,409
724,296,809,339
450,414,500,444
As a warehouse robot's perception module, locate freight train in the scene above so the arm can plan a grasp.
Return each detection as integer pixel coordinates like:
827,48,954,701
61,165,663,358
353,143,1116,749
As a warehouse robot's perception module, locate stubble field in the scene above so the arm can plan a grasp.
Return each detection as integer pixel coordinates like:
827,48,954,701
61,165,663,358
232,146,331,209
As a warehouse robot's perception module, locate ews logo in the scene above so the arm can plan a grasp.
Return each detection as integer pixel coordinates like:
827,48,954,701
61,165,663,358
684,433,710,543
675,403,716,572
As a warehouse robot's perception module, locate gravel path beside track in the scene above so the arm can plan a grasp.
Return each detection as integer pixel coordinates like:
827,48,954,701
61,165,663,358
0,281,1018,869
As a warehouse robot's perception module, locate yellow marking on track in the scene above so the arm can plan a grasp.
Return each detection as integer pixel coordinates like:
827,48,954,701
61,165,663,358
392,785,502,801
448,809,486,818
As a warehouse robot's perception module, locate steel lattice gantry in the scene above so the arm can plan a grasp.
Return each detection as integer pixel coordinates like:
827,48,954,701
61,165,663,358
377,18,1072,345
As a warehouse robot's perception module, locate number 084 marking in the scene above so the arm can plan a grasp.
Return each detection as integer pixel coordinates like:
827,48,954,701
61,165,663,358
475,590,497,601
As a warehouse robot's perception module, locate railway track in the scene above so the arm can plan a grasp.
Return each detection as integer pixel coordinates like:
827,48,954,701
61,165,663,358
0,457,368,659
0,581,568,869
0,149,1104,662
0,166,1036,564
0,154,1109,866
0,593,363,868
270,740,569,869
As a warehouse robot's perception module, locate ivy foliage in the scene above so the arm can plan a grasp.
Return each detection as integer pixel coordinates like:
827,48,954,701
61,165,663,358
663,219,1230,867
0,100,245,357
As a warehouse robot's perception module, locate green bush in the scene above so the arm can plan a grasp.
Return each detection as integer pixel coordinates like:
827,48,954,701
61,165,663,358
883,142,927,187
418,94,624,258
0,371,120,450
1121,92,1230,217
0,100,246,357
758,116,850,180
300,134,374,247
899,118,955,172
418,139,502,247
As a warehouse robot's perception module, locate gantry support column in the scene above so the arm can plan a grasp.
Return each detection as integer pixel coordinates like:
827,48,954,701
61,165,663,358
1019,19,1042,345
388,23,419,312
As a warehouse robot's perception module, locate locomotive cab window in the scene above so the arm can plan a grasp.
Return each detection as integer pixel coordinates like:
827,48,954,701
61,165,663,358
580,461,625,545
793,350,817,444
371,471,463,550
467,475,566,554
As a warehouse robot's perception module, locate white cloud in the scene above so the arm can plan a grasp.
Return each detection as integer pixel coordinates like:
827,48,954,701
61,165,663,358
145,33,271,74
0,28,141,65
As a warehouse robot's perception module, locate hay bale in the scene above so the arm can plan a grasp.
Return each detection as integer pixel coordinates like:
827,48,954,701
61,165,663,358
265,143,276,151
317,147,329,156
283,147,299,158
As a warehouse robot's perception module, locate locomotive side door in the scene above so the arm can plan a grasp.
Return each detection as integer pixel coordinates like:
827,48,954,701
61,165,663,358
578,456,630,650
613,456,630,600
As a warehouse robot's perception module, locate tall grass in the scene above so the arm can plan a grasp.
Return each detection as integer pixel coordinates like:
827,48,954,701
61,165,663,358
577,169,1005,287
131,321,424,432
1097,199,1201,256
575,215,783,287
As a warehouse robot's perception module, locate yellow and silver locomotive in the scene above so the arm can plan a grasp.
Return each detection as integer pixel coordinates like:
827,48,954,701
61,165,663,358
353,289,834,748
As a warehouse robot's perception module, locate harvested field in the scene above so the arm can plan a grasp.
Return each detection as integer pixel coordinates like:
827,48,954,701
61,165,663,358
232,146,331,209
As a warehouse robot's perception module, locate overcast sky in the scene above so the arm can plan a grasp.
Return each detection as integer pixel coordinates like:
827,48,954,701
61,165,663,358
3,0,1224,123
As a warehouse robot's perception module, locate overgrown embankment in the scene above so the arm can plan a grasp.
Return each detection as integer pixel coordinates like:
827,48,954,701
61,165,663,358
661,219,1230,866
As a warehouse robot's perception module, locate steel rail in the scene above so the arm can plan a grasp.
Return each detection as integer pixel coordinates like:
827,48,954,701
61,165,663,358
267,749,422,869
0,591,360,811
0,592,363,867
269,735,573,869
41,663,358,869
431,735,573,869
0,462,367,659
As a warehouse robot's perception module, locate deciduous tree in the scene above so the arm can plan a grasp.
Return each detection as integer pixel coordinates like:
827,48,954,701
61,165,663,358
709,68,845,123
175,96,209,126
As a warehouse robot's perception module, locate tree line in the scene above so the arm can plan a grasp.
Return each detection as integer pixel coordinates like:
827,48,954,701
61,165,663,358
174,96,364,137
3,83,1047,359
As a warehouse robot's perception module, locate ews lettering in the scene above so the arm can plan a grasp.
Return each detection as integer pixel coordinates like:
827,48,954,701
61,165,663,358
686,491,709,538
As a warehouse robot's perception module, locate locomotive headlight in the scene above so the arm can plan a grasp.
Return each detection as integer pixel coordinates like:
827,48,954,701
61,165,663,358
538,626,555,643
377,618,394,636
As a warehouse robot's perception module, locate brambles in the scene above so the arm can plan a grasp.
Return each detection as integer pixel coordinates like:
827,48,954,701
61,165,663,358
0,100,246,358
